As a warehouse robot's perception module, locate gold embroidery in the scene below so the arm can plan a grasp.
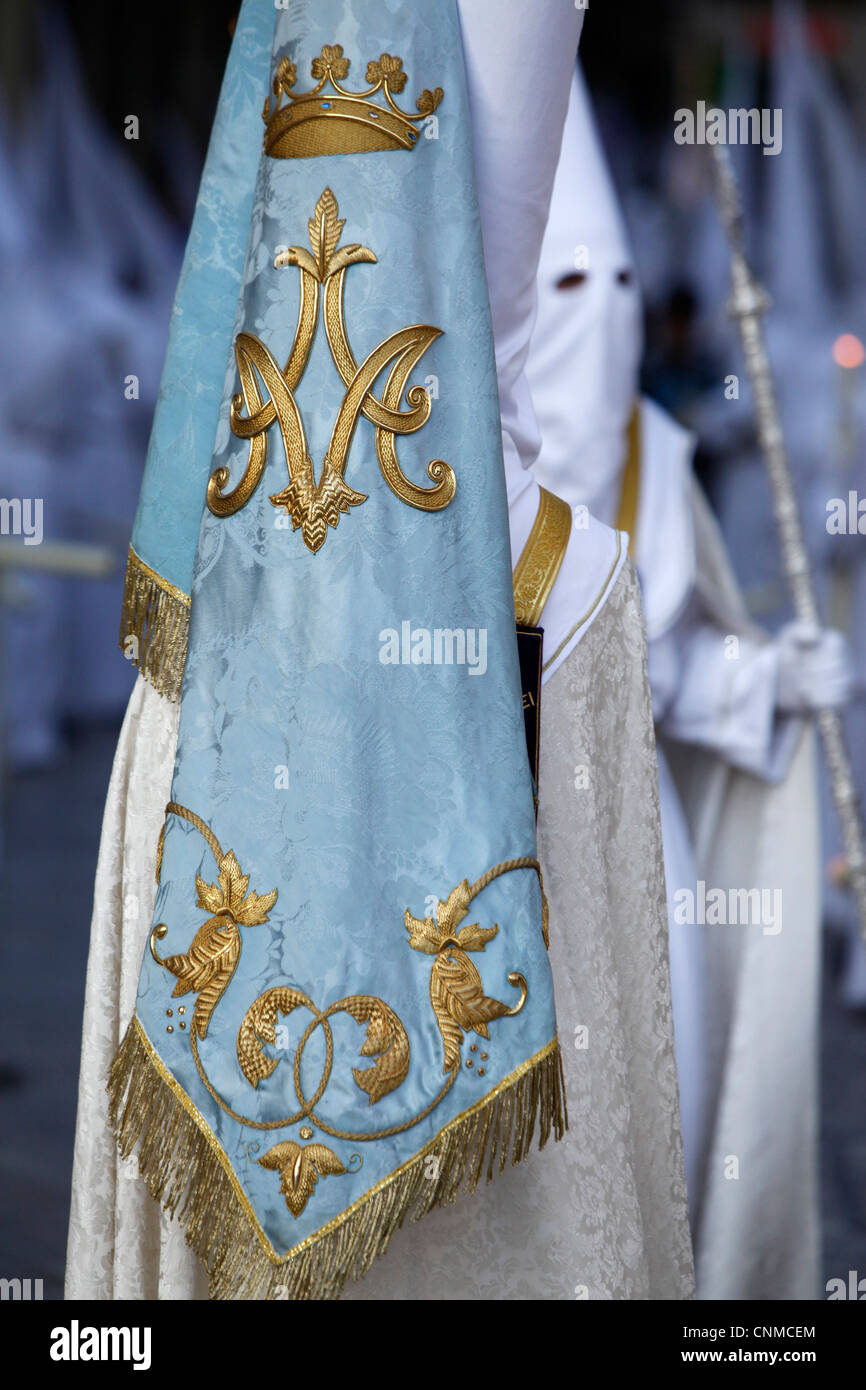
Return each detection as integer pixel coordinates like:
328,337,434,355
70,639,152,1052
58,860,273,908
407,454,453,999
405,879,528,1073
207,189,456,550
108,1012,565,1299
259,1141,347,1218
342,995,411,1104
466,855,550,948
262,45,443,160
238,987,318,1090
150,836,277,1040
512,486,573,627
236,987,410,1108
155,799,221,885
149,805,548,1152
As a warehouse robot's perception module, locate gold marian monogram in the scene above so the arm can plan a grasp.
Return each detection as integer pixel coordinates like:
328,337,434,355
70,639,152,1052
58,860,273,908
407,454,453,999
150,804,541,1217
206,188,456,552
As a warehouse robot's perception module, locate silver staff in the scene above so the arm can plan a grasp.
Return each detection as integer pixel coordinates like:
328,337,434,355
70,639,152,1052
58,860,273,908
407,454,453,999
710,143,866,944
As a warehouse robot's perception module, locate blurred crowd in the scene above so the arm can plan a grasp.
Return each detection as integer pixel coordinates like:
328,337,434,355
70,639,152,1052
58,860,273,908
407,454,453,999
594,0,866,1003
0,7,182,765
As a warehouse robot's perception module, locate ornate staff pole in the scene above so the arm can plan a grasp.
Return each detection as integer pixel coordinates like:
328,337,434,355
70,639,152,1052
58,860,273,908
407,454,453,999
710,143,866,945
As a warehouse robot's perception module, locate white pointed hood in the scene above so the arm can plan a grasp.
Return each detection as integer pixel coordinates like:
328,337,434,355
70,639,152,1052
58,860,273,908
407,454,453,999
528,65,643,526
765,0,866,323
528,65,697,639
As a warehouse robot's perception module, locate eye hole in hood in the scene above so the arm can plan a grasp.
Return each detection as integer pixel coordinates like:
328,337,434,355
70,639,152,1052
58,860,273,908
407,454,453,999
556,270,588,291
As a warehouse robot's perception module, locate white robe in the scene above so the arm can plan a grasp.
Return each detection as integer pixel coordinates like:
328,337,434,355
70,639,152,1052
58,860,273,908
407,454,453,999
524,61,821,1296
636,399,821,1300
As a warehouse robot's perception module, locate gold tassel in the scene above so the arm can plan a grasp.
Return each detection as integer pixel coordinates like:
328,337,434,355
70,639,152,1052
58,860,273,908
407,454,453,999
107,1015,567,1301
119,547,190,701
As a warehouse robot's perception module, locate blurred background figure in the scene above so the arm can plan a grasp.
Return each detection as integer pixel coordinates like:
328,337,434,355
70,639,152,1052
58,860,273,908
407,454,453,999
583,0,866,1292
0,6,181,766
0,0,231,1296
0,0,864,1299
604,0,866,1013
528,62,852,1300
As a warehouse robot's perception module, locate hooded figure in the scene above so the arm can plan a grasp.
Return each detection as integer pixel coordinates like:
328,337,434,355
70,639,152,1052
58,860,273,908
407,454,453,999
1,12,180,766
761,0,866,1008
528,64,852,1300
66,1,693,1300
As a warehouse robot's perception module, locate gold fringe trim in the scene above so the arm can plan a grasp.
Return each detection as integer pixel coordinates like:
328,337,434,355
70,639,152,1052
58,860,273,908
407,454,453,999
119,546,190,701
107,1014,567,1301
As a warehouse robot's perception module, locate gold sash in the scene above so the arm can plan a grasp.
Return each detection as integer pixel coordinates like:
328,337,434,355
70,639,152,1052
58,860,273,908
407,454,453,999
615,404,642,553
512,486,572,627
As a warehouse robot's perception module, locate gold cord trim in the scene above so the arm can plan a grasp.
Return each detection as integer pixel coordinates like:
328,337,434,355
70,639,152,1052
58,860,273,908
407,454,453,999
615,403,642,554
466,855,549,949
119,546,190,701
108,1014,566,1300
512,486,573,628
155,801,223,885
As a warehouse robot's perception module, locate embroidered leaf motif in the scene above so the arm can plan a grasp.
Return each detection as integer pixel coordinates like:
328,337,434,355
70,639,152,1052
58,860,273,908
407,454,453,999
404,880,481,954
366,53,407,93
454,922,498,953
234,886,278,927
339,996,410,1104
403,908,443,955
196,850,277,928
311,44,349,82
270,461,367,553
308,188,345,280
274,245,320,280
161,848,277,1039
259,1141,347,1218
163,918,241,1039
416,87,443,116
435,881,471,937
430,949,511,1073
237,986,311,1089
406,878,515,1071
195,875,224,915
429,954,466,1074
325,244,378,278
276,232,374,287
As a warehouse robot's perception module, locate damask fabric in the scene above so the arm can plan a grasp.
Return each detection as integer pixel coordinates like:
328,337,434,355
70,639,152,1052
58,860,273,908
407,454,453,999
348,559,694,1300
65,560,694,1300
115,0,569,1299
65,674,208,1299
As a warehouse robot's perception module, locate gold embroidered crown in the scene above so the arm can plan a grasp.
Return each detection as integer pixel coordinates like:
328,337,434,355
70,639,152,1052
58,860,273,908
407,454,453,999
262,45,443,159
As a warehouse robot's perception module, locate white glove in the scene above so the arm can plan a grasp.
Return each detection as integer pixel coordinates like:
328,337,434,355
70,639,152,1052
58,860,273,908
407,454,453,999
775,621,855,713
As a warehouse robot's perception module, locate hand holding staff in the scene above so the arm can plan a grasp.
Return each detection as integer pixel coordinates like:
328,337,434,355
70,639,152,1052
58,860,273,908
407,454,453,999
711,143,866,945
